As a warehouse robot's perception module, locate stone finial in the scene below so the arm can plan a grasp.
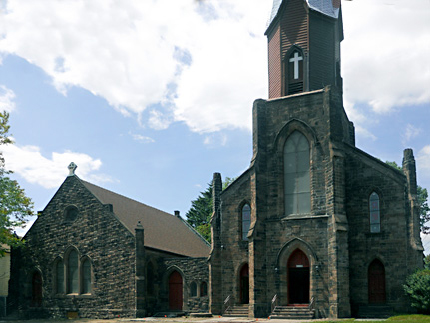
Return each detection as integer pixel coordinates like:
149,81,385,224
68,162,77,176
136,221,144,230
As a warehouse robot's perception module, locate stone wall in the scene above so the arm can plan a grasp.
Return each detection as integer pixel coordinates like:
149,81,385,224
163,257,209,313
345,148,422,315
9,176,137,319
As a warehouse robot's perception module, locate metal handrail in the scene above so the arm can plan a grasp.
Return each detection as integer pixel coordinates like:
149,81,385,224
223,295,232,314
308,296,315,310
271,294,278,314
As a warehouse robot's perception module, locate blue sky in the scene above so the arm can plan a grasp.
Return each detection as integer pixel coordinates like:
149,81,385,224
0,0,429,254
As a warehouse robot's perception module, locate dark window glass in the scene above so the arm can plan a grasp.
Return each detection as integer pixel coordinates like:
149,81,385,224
56,260,64,294
200,281,208,297
190,282,197,297
284,131,310,215
65,206,78,222
147,262,155,296
369,192,380,233
82,259,91,294
67,250,79,294
241,204,251,241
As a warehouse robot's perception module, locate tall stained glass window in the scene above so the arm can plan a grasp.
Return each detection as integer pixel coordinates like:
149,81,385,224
369,192,380,233
82,259,92,294
241,204,251,241
284,131,310,215
56,260,64,294
67,250,79,294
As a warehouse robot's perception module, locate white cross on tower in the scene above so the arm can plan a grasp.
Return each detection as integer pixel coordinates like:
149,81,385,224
289,51,303,80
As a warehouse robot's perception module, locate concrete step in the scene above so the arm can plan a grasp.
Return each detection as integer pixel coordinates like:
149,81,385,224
224,305,249,317
270,306,314,320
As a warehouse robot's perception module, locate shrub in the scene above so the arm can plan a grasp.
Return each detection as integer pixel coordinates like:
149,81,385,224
404,269,430,314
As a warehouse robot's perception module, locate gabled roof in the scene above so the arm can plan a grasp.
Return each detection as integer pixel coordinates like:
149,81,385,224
80,179,210,258
267,0,340,31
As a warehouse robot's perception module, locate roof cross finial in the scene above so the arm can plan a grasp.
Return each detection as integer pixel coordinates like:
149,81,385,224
68,162,77,176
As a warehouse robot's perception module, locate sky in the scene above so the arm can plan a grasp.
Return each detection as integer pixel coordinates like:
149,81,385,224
0,0,429,254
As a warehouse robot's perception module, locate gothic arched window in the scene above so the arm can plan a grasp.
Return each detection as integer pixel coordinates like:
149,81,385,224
286,48,304,95
284,131,310,215
55,259,65,294
190,281,197,297
67,249,79,294
81,258,92,294
147,262,155,296
200,281,208,297
369,192,380,233
241,204,251,241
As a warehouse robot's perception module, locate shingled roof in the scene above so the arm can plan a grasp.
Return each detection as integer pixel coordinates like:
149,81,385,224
267,0,340,30
81,179,210,258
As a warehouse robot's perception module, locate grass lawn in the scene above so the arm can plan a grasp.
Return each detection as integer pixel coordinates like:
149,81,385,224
318,315,430,323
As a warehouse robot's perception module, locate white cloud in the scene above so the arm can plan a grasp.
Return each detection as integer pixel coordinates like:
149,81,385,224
342,0,430,115
0,85,16,112
148,110,172,131
0,0,269,134
130,132,155,143
355,126,377,142
2,142,113,188
417,145,430,177
403,124,422,145
0,0,428,134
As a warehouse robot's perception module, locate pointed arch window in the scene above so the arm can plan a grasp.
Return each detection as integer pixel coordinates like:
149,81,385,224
55,259,65,294
67,250,79,294
190,281,197,297
81,258,92,294
241,204,251,241
147,262,155,296
286,48,304,95
284,131,310,215
369,192,380,233
200,281,208,297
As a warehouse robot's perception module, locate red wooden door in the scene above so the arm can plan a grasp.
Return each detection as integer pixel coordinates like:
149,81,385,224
368,259,386,304
288,249,310,305
239,264,249,304
31,271,42,307
169,271,183,310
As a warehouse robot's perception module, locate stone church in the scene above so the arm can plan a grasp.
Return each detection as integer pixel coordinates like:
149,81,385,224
209,0,424,319
8,163,211,318
8,0,424,320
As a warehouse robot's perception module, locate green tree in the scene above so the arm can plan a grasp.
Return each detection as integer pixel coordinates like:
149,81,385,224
404,269,430,314
425,255,430,270
0,111,33,256
386,161,430,234
186,177,237,242
186,183,212,242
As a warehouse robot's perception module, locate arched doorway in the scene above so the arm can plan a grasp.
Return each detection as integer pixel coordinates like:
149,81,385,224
368,259,386,304
31,271,43,307
168,271,183,310
287,249,309,304
239,264,249,304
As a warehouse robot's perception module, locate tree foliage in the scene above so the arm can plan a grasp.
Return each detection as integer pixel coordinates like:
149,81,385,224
186,177,237,242
425,255,430,270
186,183,212,242
0,111,33,256
386,161,430,234
404,269,430,314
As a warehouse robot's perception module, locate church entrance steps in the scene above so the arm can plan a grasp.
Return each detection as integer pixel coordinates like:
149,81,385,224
357,305,393,318
224,304,249,317
270,306,315,320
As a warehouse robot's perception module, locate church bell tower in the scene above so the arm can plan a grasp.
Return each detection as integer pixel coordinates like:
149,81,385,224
265,0,343,98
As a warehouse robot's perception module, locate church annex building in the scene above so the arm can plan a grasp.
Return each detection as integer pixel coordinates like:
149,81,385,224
8,0,424,319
